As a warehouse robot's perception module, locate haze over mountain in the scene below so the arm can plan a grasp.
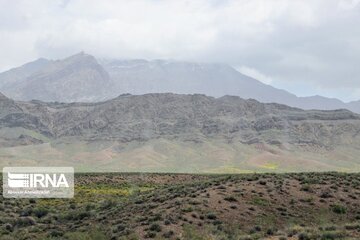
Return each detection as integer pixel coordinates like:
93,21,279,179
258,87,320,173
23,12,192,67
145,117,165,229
0,52,359,113
0,53,112,102
0,92,359,172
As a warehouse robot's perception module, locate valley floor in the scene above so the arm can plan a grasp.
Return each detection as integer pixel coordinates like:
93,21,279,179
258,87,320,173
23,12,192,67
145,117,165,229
1,172,360,239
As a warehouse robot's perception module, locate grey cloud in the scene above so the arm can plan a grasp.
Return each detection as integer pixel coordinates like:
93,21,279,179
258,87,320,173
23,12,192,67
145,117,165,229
0,0,360,100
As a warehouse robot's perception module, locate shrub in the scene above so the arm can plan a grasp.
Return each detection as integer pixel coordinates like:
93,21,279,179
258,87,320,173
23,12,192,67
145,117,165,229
33,207,48,218
321,231,345,240
332,204,346,214
182,206,193,213
4,223,13,232
149,223,162,232
15,217,36,227
100,199,116,209
250,225,262,234
145,232,156,238
64,210,91,220
344,223,360,230
20,207,33,217
117,224,126,232
224,196,237,202
266,228,275,235
252,197,269,206
163,230,174,238
320,190,333,199
207,213,217,220
324,226,336,231
258,180,267,185
213,220,222,225
298,232,310,240
49,230,64,237
300,184,311,192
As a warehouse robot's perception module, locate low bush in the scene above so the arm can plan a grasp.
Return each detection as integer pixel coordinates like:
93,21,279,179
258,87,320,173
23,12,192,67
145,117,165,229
332,204,347,214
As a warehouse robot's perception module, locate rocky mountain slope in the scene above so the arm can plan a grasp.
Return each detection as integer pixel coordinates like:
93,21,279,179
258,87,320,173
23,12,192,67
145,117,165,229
1,92,359,143
0,53,112,102
100,59,297,104
0,58,50,90
0,53,359,113
0,92,360,172
101,59,360,113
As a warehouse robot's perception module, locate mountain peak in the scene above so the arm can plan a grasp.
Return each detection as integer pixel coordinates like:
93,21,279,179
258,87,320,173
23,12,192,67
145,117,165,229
63,51,96,63
0,52,112,102
0,53,360,113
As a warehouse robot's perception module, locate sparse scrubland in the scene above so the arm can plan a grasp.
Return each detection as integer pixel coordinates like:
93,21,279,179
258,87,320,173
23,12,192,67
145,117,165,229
1,172,360,239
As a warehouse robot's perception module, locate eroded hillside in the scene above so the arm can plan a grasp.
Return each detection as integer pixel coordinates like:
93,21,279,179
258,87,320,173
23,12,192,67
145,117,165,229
0,93,360,172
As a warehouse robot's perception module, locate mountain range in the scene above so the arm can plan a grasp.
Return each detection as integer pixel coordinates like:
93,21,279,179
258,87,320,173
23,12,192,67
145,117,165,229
0,52,359,113
0,92,359,172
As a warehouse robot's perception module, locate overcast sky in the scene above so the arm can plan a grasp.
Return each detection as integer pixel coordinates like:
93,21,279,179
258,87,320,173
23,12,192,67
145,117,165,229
1,0,360,102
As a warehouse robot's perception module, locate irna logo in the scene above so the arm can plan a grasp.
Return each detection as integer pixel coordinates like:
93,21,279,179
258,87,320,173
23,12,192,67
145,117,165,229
3,167,74,198
7,172,69,188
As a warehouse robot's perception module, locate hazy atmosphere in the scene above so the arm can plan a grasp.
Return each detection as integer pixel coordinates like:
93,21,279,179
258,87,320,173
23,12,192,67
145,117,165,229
1,0,360,101
2,1,360,239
